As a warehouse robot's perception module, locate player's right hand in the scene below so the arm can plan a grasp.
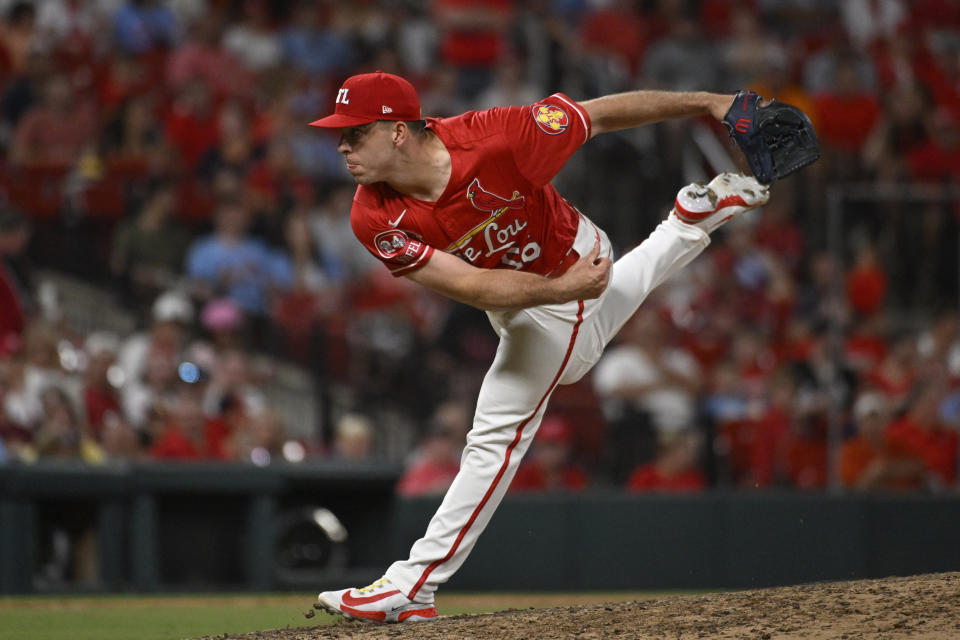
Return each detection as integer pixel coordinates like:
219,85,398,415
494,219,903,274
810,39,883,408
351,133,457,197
556,240,611,301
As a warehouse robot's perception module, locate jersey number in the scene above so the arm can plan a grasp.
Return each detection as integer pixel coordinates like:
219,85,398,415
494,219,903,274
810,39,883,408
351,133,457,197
501,241,541,269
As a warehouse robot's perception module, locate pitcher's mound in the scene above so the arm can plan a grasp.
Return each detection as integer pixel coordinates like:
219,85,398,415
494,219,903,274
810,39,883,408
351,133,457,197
203,572,960,640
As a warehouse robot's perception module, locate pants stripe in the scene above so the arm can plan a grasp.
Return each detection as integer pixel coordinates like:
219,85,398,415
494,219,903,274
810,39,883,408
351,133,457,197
407,299,586,600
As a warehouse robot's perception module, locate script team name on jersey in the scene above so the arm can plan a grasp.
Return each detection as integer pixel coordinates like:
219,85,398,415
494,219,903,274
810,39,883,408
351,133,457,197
450,179,541,270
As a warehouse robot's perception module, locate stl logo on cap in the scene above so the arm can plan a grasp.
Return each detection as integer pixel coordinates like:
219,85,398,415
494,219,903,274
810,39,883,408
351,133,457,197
309,71,421,128
532,104,569,135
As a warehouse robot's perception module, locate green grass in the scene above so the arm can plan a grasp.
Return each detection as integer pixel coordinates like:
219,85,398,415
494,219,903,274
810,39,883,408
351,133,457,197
0,591,674,640
0,594,327,640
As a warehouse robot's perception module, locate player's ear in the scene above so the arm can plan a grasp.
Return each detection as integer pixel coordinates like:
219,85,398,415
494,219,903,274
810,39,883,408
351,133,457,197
391,121,408,146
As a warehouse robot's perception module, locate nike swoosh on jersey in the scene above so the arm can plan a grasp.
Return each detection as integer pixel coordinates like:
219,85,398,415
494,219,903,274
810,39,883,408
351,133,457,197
387,209,407,227
341,589,402,606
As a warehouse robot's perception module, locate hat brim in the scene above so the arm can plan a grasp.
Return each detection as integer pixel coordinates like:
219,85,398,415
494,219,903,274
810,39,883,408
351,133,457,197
309,113,378,128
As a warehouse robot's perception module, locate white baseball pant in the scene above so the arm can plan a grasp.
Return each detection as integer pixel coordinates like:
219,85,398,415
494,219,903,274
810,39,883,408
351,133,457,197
385,212,711,602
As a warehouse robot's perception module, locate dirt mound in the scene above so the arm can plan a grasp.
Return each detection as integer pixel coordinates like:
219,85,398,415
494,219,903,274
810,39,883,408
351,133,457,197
201,572,960,640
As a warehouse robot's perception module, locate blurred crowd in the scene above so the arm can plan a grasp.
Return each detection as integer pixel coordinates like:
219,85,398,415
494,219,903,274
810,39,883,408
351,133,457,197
0,0,958,495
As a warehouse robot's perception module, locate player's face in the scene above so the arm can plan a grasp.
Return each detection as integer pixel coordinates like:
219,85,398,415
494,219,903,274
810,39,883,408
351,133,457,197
337,122,395,184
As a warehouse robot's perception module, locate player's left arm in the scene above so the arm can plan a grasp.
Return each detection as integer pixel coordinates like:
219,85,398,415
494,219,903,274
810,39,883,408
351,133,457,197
581,91,734,139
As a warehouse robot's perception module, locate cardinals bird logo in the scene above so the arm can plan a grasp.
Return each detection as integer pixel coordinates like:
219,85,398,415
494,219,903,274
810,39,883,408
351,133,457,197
446,179,527,253
466,178,526,213
532,104,569,135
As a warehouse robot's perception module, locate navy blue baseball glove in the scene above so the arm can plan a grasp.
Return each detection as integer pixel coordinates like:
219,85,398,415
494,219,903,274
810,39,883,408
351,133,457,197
723,90,820,184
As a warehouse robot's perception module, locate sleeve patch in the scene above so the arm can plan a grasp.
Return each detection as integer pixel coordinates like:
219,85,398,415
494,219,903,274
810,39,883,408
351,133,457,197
374,229,424,264
531,103,570,135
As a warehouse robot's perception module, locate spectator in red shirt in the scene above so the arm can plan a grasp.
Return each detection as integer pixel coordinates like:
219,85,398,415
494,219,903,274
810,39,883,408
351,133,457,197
149,383,232,461
96,54,152,115
813,58,880,176
433,0,512,98
887,382,959,488
511,416,588,492
626,429,705,493
745,371,795,488
780,340,840,490
839,391,924,491
907,108,960,183
580,0,648,77
397,400,472,497
752,198,805,274
397,429,461,497
782,418,829,490
163,78,219,170
846,243,888,317
166,13,251,100
9,72,97,169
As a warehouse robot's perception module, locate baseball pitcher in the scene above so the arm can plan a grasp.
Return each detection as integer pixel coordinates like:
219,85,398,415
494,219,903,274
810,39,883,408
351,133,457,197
308,71,817,623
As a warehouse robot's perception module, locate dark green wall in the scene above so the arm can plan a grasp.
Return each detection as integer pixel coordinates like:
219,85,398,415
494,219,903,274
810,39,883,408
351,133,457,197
2,464,959,594
393,492,960,590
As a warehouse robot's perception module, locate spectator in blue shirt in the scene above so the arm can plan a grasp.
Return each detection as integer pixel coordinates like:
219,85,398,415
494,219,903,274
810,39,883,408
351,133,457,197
281,0,353,77
113,0,178,55
186,195,293,317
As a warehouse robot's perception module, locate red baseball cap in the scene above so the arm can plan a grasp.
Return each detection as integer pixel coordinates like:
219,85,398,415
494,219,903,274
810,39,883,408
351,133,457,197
309,71,421,128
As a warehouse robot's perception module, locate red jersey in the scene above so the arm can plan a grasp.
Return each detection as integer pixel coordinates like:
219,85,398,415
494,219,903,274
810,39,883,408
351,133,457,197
350,94,591,278
149,418,232,461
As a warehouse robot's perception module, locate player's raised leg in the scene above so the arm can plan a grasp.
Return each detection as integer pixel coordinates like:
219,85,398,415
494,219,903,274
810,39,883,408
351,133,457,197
592,172,769,350
319,302,586,621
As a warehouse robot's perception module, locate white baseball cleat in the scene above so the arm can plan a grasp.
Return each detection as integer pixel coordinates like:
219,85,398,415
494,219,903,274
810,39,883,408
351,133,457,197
317,577,438,624
672,172,770,233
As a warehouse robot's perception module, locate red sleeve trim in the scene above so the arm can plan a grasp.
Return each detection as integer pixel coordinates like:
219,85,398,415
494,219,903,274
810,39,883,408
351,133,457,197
550,93,591,143
389,245,435,277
